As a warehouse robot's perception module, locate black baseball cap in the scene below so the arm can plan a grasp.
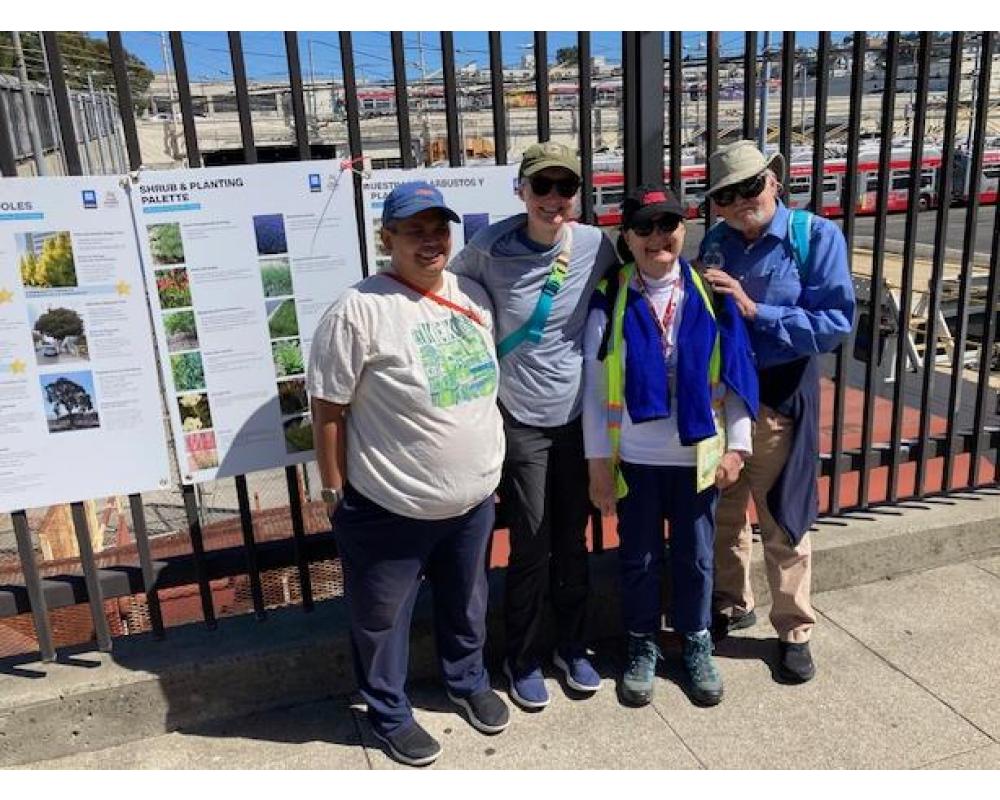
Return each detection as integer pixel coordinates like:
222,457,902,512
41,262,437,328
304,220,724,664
621,184,685,228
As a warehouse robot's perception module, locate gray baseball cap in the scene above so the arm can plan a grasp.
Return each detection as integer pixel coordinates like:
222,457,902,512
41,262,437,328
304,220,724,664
707,140,785,196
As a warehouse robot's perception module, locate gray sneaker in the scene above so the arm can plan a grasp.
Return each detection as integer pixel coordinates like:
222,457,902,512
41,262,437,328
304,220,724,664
620,633,661,706
682,630,723,706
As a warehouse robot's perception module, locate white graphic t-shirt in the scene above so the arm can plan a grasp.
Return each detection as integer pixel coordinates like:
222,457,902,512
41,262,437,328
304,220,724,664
307,271,504,520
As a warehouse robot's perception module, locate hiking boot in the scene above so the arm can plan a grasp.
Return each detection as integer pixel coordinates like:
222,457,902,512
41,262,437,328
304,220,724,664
371,720,441,767
447,688,511,734
553,646,602,693
682,630,723,706
778,641,816,683
620,633,661,707
711,608,757,641
503,659,550,710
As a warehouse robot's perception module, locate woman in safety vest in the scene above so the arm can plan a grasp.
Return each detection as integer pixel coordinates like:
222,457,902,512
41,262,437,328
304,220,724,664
582,184,758,707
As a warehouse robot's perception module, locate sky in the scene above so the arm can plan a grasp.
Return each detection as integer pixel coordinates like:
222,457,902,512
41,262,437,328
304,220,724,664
92,32,854,85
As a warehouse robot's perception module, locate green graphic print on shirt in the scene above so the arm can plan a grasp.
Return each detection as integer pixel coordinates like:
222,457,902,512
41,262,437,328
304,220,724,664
411,315,497,408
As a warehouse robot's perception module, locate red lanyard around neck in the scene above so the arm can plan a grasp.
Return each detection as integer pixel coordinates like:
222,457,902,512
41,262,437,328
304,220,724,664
634,268,680,344
384,273,485,328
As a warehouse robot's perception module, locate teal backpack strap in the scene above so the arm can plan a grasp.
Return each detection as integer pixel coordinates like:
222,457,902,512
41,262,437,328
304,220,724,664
496,225,573,359
788,209,814,282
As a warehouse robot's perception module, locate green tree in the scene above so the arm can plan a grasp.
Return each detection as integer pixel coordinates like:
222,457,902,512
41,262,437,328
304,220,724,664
21,233,77,288
555,46,579,66
44,377,93,429
0,32,154,104
34,307,83,340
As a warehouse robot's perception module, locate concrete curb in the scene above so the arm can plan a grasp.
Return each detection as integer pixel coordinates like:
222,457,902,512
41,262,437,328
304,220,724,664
2,489,999,768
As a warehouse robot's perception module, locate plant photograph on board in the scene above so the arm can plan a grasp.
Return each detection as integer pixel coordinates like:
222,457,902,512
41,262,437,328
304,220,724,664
272,338,304,378
259,257,293,297
177,391,213,432
28,302,89,364
170,350,206,392
184,430,219,472
277,377,309,415
40,370,100,433
17,231,77,289
283,413,314,453
163,309,199,353
155,268,192,310
253,213,288,256
266,298,299,338
147,223,185,265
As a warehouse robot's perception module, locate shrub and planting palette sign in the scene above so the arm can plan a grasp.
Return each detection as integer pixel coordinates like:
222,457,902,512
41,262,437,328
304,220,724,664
0,176,171,512
362,165,522,273
132,162,362,483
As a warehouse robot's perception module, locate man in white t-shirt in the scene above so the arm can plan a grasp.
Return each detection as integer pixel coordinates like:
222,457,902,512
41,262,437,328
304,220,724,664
307,182,508,767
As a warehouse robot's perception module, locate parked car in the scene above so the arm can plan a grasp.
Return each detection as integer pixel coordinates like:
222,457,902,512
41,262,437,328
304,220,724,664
41,343,59,357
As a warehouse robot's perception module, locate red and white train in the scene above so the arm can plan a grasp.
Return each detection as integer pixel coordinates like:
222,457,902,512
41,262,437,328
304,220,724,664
591,148,1000,226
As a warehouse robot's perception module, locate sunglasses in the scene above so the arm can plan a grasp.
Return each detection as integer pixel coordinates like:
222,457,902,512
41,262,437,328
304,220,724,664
711,172,768,207
629,216,681,237
528,175,580,198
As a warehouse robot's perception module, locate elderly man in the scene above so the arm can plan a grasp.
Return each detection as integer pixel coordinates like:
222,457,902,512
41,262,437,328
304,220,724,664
308,182,508,767
698,140,855,683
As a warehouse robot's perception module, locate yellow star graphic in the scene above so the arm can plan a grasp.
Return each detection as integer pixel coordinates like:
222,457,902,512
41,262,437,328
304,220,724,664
0,287,14,305
10,359,27,375
116,280,131,296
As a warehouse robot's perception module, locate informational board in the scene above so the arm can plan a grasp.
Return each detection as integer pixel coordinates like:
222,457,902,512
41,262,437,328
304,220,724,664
131,161,363,484
362,166,522,272
0,176,171,512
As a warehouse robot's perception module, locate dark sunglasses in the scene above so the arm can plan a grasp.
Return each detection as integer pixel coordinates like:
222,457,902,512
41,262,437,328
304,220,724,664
711,172,768,206
529,175,580,198
629,216,681,237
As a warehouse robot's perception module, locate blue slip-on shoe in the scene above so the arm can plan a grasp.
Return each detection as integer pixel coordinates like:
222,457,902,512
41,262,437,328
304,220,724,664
553,646,602,693
503,658,550,710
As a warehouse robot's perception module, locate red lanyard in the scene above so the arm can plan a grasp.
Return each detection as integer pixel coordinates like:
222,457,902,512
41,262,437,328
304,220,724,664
634,269,680,354
384,273,485,328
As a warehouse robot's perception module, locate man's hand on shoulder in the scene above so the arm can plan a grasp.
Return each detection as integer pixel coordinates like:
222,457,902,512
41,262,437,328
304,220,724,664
702,268,757,320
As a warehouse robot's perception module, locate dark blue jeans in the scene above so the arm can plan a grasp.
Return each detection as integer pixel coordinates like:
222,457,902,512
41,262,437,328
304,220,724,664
616,463,717,635
332,484,495,736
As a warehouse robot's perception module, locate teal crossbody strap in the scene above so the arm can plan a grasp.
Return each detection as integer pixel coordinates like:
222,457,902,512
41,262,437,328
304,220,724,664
788,209,814,282
496,225,573,359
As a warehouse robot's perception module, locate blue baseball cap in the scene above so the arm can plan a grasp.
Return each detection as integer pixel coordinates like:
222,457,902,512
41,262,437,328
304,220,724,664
381,181,460,226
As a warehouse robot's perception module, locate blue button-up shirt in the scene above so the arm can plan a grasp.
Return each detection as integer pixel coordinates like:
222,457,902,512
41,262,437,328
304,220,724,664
698,201,856,369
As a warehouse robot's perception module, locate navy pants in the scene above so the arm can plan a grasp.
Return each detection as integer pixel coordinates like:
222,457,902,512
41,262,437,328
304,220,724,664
333,484,495,736
616,462,717,635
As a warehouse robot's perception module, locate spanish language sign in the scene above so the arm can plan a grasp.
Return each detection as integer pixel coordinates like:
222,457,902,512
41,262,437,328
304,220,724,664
362,165,522,272
0,176,171,512
131,161,363,483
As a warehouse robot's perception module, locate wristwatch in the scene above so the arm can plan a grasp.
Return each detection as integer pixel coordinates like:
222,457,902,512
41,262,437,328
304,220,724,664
321,486,344,506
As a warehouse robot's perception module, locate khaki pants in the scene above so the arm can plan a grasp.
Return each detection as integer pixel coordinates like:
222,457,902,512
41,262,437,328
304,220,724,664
713,404,815,643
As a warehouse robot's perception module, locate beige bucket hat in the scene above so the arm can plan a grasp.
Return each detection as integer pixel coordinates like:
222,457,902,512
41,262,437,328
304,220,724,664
706,140,785,196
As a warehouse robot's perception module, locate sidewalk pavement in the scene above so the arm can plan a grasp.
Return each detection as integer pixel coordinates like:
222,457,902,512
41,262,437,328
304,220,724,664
15,555,1000,770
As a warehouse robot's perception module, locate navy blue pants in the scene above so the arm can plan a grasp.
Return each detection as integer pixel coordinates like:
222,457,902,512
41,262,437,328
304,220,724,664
332,484,495,736
616,463,717,635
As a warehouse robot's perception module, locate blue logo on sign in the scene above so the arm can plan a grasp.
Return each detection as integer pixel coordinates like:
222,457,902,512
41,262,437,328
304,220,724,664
308,173,322,192
82,190,98,209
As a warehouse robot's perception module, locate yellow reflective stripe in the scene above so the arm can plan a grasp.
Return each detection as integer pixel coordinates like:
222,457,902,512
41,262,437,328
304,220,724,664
604,264,634,499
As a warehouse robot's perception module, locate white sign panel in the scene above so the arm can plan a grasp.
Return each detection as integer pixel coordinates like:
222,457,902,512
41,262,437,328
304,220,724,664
0,176,171,513
362,166,522,272
131,161,363,484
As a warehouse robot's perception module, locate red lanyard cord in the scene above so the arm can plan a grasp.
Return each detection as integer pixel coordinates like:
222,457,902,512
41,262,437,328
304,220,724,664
634,268,680,342
384,273,485,328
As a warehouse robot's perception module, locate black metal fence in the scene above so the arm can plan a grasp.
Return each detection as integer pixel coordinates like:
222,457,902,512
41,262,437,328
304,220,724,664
1,31,999,664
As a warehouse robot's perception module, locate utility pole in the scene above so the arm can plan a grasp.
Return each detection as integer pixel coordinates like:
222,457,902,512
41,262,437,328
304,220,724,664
800,56,807,141
757,31,771,152
38,31,67,174
417,32,431,165
160,32,179,159
966,33,979,149
13,31,47,175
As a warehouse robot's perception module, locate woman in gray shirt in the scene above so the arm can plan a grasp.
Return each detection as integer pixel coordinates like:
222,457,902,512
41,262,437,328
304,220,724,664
450,142,618,710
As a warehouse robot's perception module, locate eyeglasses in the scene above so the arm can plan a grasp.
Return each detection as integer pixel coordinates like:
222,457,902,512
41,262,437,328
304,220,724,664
710,172,768,207
629,216,681,236
528,175,580,198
